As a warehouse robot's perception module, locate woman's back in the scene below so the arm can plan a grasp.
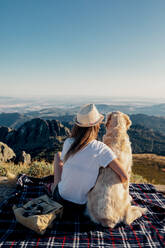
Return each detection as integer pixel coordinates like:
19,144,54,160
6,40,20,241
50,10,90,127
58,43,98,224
58,138,116,204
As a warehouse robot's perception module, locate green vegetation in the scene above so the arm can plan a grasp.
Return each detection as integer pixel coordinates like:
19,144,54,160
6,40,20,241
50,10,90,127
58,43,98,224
0,161,54,178
0,154,165,184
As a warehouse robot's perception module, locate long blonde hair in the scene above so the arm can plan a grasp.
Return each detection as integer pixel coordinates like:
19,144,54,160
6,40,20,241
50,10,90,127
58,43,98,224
63,123,100,162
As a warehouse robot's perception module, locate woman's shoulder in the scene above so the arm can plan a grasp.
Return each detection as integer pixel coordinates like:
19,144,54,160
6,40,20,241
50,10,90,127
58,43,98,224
61,137,75,161
92,140,117,162
63,137,75,146
91,139,109,150
65,137,74,142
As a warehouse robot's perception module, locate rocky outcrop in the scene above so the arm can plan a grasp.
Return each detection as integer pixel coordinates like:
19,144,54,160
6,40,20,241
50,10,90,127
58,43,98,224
13,118,70,154
14,151,31,165
0,142,16,162
0,118,70,161
0,127,14,142
0,141,31,165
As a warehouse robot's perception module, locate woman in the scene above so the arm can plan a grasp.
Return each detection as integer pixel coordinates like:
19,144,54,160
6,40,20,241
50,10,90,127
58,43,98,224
50,104,128,211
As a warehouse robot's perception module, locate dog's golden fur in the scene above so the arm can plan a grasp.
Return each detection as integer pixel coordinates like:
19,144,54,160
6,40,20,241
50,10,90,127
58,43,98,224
87,111,147,228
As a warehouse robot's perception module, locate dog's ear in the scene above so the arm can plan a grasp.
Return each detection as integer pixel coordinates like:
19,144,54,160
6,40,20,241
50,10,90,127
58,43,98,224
123,114,132,129
105,112,113,127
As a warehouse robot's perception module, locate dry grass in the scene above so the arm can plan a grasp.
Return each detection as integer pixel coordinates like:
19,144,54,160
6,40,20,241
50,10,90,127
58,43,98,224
0,153,165,184
133,153,165,162
130,173,148,184
133,154,165,185
0,161,54,178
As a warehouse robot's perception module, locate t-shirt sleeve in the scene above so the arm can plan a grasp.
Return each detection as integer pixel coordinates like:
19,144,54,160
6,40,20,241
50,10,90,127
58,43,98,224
60,138,73,161
97,142,117,168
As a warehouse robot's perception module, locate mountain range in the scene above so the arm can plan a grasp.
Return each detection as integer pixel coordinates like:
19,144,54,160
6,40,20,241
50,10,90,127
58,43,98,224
0,119,70,162
0,101,165,161
1,96,165,115
0,109,165,135
0,114,165,162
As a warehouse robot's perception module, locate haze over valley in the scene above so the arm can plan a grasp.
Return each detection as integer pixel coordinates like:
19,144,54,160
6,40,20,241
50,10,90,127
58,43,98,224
1,95,165,116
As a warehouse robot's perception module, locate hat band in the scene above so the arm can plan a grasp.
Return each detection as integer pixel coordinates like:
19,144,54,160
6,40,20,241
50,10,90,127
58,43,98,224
75,115,103,127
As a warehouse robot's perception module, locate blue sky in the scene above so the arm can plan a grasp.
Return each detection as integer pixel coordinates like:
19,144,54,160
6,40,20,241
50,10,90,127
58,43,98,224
0,0,165,98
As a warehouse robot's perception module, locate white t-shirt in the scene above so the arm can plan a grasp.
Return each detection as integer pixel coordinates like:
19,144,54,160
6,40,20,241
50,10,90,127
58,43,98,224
58,138,117,204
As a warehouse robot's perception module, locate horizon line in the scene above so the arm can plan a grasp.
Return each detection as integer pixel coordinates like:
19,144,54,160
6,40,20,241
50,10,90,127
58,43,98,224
0,94,165,100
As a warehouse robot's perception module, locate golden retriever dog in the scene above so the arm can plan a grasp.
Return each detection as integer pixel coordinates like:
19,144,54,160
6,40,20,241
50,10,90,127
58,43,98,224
87,111,147,228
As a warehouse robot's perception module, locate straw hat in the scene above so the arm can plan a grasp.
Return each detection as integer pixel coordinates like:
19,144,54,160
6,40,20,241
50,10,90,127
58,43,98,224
75,104,104,127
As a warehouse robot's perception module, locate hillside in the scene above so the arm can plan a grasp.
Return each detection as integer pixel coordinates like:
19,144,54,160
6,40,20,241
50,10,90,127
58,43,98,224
130,114,165,135
0,112,31,129
1,104,165,130
0,118,70,161
0,117,165,161
128,124,165,155
133,154,165,184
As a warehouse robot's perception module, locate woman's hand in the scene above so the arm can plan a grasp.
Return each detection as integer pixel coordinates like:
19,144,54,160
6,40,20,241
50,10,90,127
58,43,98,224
107,158,128,184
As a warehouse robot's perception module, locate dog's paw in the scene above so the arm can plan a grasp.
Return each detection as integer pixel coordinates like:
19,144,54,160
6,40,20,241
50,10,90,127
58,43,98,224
140,207,147,215
125,206,146,225
100,218,116,228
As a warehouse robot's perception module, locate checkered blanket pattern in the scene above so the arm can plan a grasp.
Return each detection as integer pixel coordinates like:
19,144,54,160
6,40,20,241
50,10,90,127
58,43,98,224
0,174,164,247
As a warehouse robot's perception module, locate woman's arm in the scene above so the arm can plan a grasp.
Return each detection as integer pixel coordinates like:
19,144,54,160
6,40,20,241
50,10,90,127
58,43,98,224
53,152,63,185
107,158,128,183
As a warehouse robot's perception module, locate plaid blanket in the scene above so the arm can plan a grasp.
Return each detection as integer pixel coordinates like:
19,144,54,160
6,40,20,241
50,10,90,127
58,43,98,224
0,174,164,248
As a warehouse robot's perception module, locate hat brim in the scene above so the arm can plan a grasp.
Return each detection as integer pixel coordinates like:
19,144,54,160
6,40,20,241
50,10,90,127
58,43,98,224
74,114,104,127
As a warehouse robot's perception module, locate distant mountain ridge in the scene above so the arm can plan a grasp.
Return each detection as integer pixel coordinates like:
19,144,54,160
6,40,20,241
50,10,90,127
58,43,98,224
0,112,31,129
0,117,165,161
1,102,165,116
1,110,165,136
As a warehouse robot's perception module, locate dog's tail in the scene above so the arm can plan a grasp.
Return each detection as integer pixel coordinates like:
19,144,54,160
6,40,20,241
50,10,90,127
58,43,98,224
124,206,147,225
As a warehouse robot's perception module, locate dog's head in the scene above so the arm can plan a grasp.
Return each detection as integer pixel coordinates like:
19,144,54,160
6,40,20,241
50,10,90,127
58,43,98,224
105,111,132,131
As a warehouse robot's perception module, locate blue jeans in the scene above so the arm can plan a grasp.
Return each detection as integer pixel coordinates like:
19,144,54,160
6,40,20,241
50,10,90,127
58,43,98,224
53,184,86,212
